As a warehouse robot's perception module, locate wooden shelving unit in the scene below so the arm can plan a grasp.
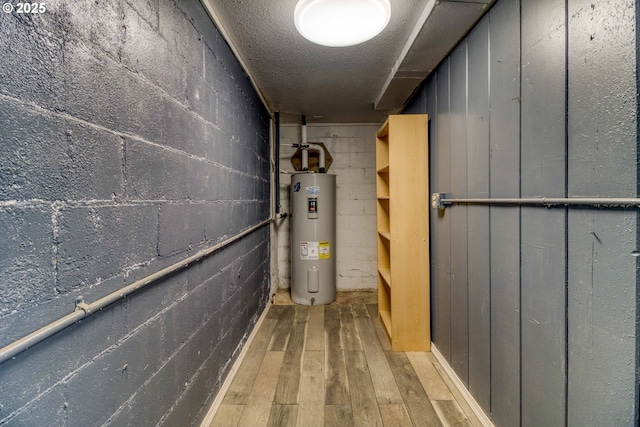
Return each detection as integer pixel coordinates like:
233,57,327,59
376,114,430,351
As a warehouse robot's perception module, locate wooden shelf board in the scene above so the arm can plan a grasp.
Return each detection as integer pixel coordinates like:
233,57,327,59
377,196,390,200
378,268,391,287
377,118,389,138
377,164,389,173
378,230,391,241
379,310,392,338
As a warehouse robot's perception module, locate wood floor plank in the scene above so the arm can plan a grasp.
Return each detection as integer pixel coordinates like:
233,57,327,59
237,404,271,427
325,304,350,405
266,304,284,319
209,404,243,427
223,318,279,404
386,351,443,427
365,303,378,318
299,351,325,403
266,405,297,427
345,350,383,427
366,303,392,351
274,308,308,404
246,351,285,405
215,299,486,427
432,400,473,427
426,352,483,427
406,352,455,401
353,304,403,404
297,351,325,426
339,304,363,351
269,305,295,351
297,404,324,427
294,304,310,320
379,404,414,427
325,405,354,426
305,305,325,351
326,305,344,350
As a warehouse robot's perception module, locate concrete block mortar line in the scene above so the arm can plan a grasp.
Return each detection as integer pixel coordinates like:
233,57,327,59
103,300,222,426
2,198,176,299
156,341,213,425
2,240,261,425
156,205,162,257
0,199,258,211
1,274,196,425
121,136,127,199
0,92,262,180
83,26,217,126
51,202,61,295
0,199,59,209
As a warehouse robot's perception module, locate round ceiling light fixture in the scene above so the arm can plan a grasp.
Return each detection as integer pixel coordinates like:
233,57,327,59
294,0,391,47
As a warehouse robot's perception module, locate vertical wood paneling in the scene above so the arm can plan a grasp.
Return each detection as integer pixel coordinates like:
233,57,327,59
405,84,428,115
465,15,491,414
520,214,566,425
567,211,638,426
567,0,638,425
520,0,567,426
435,62,452,362
405,0,638,425
488,1,521,426
426,77,439,345
449,41,470,386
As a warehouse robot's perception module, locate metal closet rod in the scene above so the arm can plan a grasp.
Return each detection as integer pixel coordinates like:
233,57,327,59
0,219,273,365
432,193,640,209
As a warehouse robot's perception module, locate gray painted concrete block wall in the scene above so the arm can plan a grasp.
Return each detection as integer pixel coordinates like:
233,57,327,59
405,0,638,425
0,1,270,425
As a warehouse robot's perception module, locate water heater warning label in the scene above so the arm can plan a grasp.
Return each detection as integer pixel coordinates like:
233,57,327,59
300,241,317,260
319,242,330,259
300,241,330,260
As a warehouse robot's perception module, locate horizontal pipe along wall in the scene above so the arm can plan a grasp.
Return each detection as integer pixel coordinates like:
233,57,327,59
0,1,271,425
403,0,638,425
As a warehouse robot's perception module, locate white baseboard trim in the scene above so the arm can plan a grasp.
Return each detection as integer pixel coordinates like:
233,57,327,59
199,302,272,427
431,344,494,427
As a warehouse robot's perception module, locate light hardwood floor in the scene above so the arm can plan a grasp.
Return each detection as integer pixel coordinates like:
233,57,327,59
210,291,482,427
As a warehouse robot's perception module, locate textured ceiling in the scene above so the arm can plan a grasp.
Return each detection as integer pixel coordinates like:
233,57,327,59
202,0,491,124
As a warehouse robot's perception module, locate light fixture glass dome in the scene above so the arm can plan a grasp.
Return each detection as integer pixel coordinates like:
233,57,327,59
294,0,391,47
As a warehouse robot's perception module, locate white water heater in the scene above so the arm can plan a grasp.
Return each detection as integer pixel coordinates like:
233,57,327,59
290,173,336,305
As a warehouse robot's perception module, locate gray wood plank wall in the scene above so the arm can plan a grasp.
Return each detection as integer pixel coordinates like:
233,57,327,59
403,0,639,425
450,41,470,388
465,15,491,416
